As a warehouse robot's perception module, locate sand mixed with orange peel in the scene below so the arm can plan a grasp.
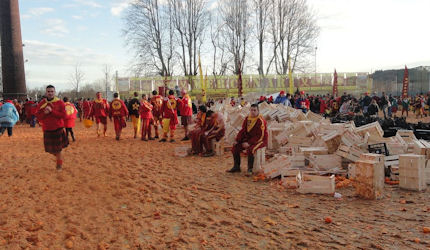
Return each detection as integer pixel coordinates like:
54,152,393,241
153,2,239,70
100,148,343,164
0,119,429,249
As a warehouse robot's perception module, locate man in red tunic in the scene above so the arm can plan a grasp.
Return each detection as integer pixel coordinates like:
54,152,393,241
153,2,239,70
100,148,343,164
160,90,178,142
227,104,268,175
63,97,77,142
35,85,68,170
82,98,92,119
90,92,110,137
150,90,163,139
177,89,193,141
189,105,207,154
24,98,35,126
109,93,129,140
202,110,225,157
139,94,153,141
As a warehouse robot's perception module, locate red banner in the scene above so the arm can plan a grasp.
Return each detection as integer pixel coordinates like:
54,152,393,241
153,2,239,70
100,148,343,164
401,66,409,98
333,69,338,97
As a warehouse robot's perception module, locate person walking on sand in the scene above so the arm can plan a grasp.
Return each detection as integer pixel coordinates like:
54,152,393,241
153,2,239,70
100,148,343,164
109,93,129,140
160,90,178,143
90,92,110,137
35,85,68,170
0,100,19,137
139,94,153,141
63,97,77,142
150,90,163,139
128,92,141,138
177,89,193,141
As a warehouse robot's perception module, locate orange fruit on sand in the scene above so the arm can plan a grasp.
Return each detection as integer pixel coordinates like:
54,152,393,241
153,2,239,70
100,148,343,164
423,227,430,234
324,217,332,223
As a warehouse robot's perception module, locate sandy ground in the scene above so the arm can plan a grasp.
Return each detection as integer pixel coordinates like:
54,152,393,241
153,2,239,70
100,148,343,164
0,119,429,249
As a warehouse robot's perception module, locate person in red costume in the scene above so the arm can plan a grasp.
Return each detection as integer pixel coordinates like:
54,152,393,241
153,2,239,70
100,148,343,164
90,92,110,137
177,89,193,141
24,98,36,127
189,105,207,155
227,104,268,176
63,97,77,142
109,93,129,140
159,89,178,142
201,110,225,157
82,98,92,119
139,94,154,141
35,85,68,171
150,90,163,139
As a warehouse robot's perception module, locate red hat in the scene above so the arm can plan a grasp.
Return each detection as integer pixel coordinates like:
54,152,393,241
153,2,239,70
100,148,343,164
280,90,285,95
300,91,305,95
5,100,13,103
259,96,265,101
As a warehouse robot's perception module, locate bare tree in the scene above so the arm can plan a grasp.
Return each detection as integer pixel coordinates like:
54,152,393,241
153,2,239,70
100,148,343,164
209,13,227,77
268,0,319,75
219,0,251,75
252,0,270,76
123,0,174,77
70,63,85,99
170,0,209,76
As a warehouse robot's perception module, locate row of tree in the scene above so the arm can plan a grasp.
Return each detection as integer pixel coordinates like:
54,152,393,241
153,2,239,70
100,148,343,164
123,0,319,78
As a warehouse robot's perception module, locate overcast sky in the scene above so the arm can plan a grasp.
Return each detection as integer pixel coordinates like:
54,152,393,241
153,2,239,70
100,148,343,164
15,0,430,90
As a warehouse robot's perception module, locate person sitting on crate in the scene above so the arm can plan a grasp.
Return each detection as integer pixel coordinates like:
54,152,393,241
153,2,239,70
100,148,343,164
227,104,268,176
201,110,225,157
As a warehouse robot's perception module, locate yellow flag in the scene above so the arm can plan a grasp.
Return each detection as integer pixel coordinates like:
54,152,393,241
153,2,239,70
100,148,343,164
288,58,294,95
199,54,206,103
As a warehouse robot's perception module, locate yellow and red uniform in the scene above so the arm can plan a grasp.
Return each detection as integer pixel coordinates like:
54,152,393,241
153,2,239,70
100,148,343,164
202,113,225,152
161,95,178,140
64,102,77,128
177,94,193,126
190,111,207,154
150,95,163,137
35,97,68,153
109,98,128,134
232,114,268,156
82,100,92,119
90,98,109,124
139,99,153,139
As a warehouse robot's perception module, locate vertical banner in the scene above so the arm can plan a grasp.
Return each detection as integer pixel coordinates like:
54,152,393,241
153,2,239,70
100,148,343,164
289,58,294,95
198,54,206,103
333,69,338,97
402,65,409,98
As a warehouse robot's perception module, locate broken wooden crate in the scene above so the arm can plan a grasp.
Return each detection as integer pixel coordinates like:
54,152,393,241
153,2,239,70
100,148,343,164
296,172,335,194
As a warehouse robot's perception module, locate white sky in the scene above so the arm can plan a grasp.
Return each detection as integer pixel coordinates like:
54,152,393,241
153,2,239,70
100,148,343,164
12,0,430,90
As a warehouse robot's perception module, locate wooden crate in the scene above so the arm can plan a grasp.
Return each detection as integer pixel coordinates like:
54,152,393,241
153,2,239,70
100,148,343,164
399,154,426,191
384,155,399,168
355,122,384,138
322,131,343,154
299,147,328,157
262,154,291,179
348,163,356,178
297,172,335,194
308,154,342,171
253,147,266,173
336,144,363,162
354,159,384,199
268,128,284,150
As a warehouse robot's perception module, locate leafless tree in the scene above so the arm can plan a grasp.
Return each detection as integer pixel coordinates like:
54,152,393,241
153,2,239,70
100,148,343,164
170,0,209,76
219,0,251,75
69,63,85,99
209,13,227,77
252,0,271,76
123,0,174,77
268,0,319,75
